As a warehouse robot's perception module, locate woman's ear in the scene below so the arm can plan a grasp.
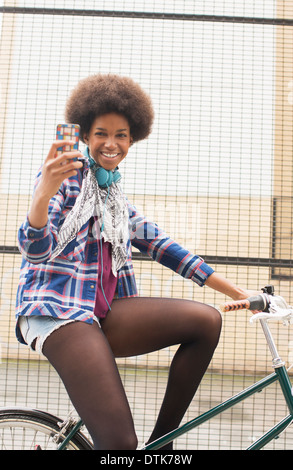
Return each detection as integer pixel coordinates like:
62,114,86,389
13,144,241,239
83,133,88,144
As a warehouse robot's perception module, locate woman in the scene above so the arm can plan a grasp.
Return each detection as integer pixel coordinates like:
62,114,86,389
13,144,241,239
16,74,252,450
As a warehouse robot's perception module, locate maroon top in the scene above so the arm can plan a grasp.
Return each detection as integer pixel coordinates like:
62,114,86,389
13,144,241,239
94,240,117,318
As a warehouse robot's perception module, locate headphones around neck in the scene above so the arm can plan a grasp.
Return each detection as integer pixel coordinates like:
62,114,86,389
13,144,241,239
85,148,121,189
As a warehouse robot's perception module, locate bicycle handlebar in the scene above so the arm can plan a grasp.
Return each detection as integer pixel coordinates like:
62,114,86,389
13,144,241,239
219,286,293,340
220,293,270,313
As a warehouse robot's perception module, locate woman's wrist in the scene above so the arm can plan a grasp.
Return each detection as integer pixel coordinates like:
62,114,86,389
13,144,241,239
28,188,50,230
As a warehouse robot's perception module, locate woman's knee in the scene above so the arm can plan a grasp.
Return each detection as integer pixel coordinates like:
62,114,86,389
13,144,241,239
200,304,222,344
208,304,222,329
187,302,222,343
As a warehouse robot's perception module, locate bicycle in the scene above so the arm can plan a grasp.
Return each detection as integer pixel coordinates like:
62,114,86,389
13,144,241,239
0,285,292,450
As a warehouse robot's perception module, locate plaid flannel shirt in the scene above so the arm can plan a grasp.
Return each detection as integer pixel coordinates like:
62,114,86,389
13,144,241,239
15,166,214,344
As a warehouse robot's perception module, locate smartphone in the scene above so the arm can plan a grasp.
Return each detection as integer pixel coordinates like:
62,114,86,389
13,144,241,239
56,123,80,157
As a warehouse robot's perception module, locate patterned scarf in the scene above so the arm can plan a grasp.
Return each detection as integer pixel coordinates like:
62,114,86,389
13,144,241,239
50,153,129,276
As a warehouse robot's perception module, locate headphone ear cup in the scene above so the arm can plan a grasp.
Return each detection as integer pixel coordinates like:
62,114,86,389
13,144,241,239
95,168,113,188
106,171,114,186
112,170,121,184
94,167,121,188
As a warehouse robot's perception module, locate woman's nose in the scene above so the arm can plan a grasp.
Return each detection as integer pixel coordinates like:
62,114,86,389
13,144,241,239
105,137,117,149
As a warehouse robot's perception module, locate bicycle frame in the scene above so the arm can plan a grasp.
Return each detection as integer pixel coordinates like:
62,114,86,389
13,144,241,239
143,318,293,451
56,317,293,450
57,419,85,450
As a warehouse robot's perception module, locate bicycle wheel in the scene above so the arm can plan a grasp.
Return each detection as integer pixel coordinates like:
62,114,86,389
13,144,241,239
0,408,93,450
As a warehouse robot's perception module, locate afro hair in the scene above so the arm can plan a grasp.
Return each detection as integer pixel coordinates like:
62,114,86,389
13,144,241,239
65,74,154,143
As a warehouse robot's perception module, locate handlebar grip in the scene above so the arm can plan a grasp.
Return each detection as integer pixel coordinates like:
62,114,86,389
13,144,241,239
220,294,270,312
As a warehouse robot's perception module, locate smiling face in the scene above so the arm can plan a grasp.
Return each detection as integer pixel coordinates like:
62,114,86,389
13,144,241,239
84,112,133,171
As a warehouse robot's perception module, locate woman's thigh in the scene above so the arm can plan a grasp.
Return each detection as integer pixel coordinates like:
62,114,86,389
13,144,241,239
101,297,222,358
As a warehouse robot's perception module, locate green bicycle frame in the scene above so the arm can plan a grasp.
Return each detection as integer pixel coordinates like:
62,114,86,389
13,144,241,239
144,367,292,450
57,419,85,450
144,318,293,451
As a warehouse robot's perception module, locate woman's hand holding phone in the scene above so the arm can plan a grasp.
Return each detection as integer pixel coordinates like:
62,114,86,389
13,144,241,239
38,121,82,201
28,141,83,230
38,141,83,200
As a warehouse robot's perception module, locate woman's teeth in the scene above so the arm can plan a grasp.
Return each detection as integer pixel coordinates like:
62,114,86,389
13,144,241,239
102,153,118,158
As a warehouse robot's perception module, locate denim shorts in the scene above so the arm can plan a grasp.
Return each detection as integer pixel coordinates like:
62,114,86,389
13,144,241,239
18,315,100,355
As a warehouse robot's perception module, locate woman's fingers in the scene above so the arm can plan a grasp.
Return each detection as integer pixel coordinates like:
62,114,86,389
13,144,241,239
45,141,82,171
37,142,83,199
45,140,79,161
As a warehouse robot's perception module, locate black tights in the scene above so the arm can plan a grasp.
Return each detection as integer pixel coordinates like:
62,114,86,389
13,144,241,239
42,297,222,450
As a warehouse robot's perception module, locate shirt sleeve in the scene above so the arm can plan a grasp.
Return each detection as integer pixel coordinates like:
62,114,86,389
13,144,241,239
17,170,68,264
127,202,214,286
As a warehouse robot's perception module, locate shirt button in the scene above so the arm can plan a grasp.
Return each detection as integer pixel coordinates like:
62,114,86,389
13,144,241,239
90,284,95,289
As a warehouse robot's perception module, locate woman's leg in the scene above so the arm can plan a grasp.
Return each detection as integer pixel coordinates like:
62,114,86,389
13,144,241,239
101,297,222,449
42,321,137,450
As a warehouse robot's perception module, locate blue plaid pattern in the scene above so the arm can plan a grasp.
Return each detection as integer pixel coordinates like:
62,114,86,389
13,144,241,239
15,166,214,344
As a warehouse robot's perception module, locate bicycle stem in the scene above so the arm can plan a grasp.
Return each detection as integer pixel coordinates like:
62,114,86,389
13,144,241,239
260,319,293,416
260,319,285,368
